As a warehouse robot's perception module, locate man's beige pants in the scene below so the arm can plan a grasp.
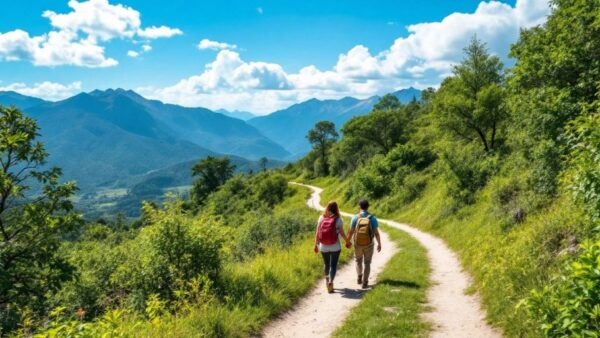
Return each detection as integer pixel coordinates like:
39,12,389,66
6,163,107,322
354,244,374,282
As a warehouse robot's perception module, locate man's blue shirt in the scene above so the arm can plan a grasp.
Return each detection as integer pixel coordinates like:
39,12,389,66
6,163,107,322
350,210,379,230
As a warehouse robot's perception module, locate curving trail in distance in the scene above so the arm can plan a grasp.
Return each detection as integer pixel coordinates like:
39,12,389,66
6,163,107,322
263,183,501,338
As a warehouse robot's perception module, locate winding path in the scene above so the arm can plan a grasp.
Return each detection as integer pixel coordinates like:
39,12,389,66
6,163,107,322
263,183,501,338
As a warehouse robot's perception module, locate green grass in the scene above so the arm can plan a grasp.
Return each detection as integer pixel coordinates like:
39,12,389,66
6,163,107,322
306,174,587,337
41,184,356,337
333,224,431,338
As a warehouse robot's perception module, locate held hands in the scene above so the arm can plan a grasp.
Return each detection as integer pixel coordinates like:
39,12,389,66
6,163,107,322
345,240,352,249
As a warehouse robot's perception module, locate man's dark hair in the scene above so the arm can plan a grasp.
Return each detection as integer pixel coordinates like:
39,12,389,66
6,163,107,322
358,199,369,210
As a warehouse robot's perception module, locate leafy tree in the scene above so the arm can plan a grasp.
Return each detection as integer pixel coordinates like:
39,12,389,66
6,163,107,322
509,0,600,195
0,106,81,331
373,94,401,111
306,121,338,176
190,156,235,205
255,173,287,207
341,105,410,155
433,38,507,152
258,157,268,172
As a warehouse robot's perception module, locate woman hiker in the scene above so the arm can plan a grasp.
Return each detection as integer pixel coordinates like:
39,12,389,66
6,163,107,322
314,201,350,293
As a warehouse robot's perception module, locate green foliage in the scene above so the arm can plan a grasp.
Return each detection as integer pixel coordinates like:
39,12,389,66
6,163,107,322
255,172,288,207
373,93,402,111
234,211,315,260
203,171,290,226
302,3,600,335
524,240,600,337
563,113,600,224
190,156,235,205
341,105,410,155
433,38,507,152
0,106,82,332
508,0,600,196
144,202,224,286
306,121,339,176
328,100,423,177
441,143,499,204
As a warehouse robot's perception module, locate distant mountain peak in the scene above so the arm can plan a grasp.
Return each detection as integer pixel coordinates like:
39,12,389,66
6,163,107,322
215,108,257,121
0,91,48,109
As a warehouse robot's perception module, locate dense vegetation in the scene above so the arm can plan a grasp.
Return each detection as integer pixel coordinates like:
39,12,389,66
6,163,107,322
0,111,338,336
2,0,599,337
292,0,600,336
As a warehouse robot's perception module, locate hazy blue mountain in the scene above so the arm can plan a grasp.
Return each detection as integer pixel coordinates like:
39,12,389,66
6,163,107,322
26,92,214,190
0,91,47,109
392,87,421,103
215,109,256,121
248,87,422,157
89,89,289,160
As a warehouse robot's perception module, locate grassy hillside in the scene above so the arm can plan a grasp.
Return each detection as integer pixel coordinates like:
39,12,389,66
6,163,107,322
289,2,600,335
9,168,351,336
304,165,587,336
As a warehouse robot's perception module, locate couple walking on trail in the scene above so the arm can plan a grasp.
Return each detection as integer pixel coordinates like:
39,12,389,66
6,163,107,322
314,199,382,293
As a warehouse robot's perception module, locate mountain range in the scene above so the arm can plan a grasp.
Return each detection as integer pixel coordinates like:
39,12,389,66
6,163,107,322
0,86,421,216
248,87,421,157
215,109,256,121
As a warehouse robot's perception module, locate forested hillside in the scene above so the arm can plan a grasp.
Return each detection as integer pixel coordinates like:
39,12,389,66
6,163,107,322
291,0,600,336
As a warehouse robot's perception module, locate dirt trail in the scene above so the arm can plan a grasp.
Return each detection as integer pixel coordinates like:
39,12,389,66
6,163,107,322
262,184,397,338
263,183,501,338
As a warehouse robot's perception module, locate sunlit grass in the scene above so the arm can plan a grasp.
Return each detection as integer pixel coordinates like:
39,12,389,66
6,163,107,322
333,224,431,338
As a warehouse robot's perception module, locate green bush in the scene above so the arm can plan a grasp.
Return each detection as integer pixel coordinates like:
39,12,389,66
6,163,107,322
234,211,315,260
441,143,499,203
563,114,600,224
524,239,600,337
346,155,391,200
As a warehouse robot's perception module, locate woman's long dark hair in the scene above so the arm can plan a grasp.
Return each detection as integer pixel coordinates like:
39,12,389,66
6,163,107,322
323,201,340,219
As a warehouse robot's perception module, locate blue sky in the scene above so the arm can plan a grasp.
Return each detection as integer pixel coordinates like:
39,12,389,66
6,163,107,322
0,0,549,114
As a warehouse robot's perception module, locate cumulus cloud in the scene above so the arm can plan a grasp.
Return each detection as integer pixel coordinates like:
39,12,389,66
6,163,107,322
137,26,182,39
198,38,238,51
0,81,82,101
0,0,181,67
127,50,139,58
142,0,551,114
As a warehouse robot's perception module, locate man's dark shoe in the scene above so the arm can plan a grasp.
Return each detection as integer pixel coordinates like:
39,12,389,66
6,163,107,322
357,275,362,285
361,281,368,289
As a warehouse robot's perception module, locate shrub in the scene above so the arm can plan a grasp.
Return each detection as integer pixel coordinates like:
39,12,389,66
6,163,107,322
523,239,600,337
346,155,391,200
442,143,499,203
563,114,600,224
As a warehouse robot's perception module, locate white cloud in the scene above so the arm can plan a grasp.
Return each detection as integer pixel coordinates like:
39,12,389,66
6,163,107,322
141,0,551,114
128,44,152,58
42,0,140,42
0,81,82,101
137,26,182,39
198,38,237,51
0,0,181,67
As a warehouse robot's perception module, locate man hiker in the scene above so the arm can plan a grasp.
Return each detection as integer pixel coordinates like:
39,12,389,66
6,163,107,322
346,199,382,289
